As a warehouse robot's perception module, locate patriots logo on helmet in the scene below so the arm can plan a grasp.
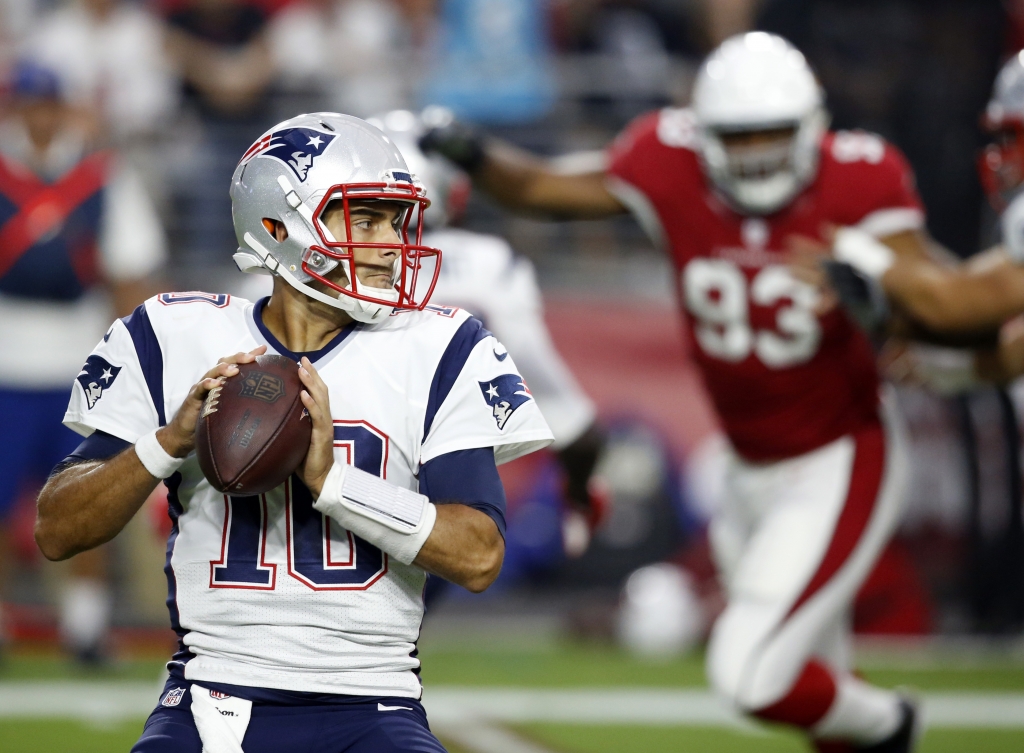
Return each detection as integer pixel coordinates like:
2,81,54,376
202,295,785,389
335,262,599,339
479,374,532,430
76,355,122,410
240,127,336,182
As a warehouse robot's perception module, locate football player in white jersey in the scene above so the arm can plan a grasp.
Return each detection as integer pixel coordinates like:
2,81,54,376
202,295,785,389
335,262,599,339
36,112,553,753
369,109,607,559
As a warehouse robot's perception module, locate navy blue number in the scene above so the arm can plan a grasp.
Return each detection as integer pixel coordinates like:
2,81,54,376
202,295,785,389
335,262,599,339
286,423,389,590
210,495,276,589
211,423,389,591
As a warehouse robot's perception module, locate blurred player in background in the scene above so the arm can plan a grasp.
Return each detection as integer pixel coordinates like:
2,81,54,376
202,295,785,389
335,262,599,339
423,31,927,752
0,60,166,661
36,112,552,752
809,51,1024,387
370,108,607,561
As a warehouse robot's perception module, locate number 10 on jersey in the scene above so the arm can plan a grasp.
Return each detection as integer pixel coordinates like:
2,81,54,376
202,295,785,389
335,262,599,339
209,422,390,591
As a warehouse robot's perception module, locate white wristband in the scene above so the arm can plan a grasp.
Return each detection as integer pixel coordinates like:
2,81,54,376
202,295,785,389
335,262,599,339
833,227,896,281
135,429,185,479
313,463,436,566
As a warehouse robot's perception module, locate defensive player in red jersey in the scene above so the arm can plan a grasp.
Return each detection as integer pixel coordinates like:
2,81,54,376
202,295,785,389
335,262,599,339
421,32,924,753
817,52,1024,357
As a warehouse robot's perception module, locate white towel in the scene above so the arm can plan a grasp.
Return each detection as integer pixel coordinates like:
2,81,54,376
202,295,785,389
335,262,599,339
191,685,253,753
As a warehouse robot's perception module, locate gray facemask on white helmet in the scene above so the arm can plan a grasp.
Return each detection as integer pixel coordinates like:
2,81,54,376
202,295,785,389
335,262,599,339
692,32,829,215
230,112,442,322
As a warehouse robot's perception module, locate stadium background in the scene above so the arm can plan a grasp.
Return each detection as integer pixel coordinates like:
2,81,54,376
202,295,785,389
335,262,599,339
0,0,1022,751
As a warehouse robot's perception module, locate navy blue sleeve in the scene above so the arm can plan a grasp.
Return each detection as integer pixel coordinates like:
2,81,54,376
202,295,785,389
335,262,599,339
62,430,132,465
419,447,507,538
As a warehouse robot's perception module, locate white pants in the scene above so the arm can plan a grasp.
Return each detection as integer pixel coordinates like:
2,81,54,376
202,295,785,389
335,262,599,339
706,398,908,726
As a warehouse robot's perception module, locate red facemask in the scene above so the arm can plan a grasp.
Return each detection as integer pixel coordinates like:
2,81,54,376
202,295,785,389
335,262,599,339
307,181,442,311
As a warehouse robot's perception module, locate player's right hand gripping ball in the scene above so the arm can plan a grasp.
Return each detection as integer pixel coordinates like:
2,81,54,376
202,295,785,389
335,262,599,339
195,354,312,495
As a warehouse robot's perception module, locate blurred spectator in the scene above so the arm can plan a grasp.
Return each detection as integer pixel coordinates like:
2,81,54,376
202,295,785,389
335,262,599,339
554,0,703,56
420,0,557,124
162,0,276,264
269,0,422,116
552,1,692,126
1,0,42,59
21,0,178,141
698,0,761,46
0,61,166,661
164,0,274,117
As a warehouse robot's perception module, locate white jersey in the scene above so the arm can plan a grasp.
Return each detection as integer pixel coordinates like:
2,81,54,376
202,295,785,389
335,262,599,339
424,227,596,449
64,292,552,698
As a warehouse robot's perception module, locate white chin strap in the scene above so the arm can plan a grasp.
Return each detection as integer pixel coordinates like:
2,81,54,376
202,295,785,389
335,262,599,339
242,232,398,323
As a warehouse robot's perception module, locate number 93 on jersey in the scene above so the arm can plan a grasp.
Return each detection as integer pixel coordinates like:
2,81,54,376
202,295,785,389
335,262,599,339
683,258,822,368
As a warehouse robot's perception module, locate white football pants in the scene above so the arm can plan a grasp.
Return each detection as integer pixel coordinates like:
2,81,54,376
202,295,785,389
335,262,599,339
706,394,908,745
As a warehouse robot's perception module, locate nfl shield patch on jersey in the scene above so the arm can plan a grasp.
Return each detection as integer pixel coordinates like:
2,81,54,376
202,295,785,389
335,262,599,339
76,355,122,410
161,687,186,707
479,375,532,430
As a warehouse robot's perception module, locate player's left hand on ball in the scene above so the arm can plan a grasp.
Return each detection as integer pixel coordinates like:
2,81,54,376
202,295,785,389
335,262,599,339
297,357,334,498
160,345,268,458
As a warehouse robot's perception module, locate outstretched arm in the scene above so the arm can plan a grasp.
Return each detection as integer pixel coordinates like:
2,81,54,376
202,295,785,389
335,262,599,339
790,229,1024,336
881,246,1024,333
420,120,627,219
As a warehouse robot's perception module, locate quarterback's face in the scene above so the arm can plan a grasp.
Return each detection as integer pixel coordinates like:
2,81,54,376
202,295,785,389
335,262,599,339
320,200,405,290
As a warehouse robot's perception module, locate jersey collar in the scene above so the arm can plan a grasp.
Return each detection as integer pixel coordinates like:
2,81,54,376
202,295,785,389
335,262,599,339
250,297,360,365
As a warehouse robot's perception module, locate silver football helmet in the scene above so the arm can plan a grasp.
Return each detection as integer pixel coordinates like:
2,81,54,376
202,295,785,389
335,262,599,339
230,112,441,322
980,51,1024,208
692,32,828,215
366,107,471,229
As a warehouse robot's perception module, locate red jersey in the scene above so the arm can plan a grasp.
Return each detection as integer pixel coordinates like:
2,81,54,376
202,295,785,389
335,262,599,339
606,108,924,461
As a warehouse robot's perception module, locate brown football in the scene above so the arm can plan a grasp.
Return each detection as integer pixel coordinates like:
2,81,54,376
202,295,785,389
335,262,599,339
195,354,312,496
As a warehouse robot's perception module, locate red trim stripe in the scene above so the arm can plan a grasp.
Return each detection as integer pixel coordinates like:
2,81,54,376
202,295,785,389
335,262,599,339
754,659,837,727
787,423,887,619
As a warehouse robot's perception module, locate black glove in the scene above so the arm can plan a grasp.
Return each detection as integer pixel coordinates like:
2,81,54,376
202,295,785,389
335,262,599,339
823,259,891,334
418,111,487,174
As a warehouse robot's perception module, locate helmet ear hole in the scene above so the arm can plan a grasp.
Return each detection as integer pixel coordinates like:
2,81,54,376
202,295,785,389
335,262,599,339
262,218,288,242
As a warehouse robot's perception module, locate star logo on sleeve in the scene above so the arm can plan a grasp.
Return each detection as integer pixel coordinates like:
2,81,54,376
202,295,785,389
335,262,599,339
479,374,532,430
76,355,122,410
